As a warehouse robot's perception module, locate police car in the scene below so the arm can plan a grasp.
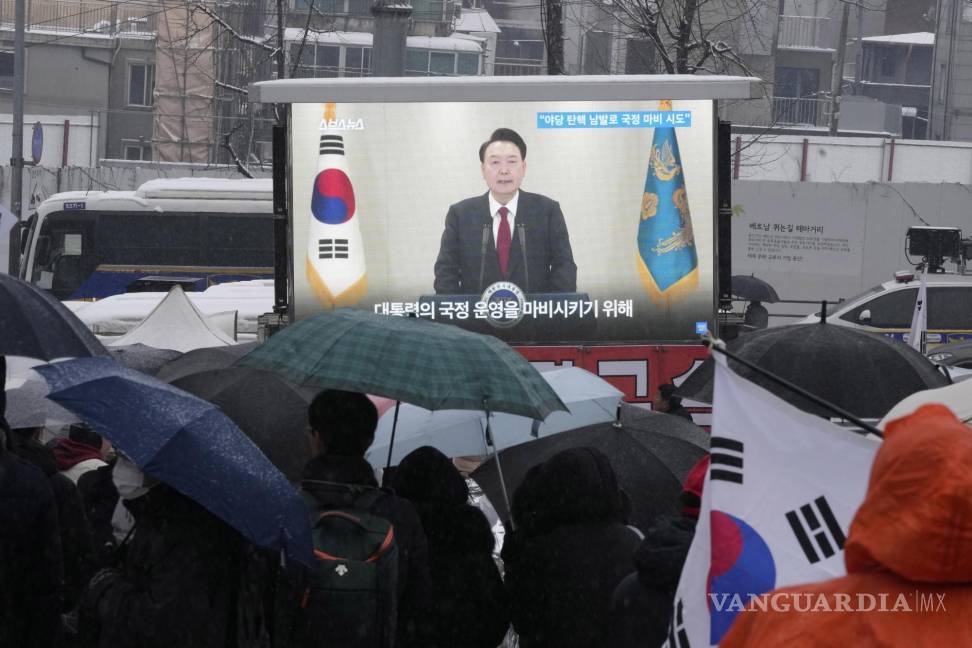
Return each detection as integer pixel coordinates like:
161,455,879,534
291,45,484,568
796,270,972,346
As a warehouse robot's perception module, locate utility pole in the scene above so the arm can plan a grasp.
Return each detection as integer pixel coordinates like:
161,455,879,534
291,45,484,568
275,0,286,82
943,0,961,140
828,0,851,136
10,0,25,222
544,0,564,75
853,1,863,94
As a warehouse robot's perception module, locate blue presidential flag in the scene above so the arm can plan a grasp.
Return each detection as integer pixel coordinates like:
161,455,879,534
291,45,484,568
637,105,699,303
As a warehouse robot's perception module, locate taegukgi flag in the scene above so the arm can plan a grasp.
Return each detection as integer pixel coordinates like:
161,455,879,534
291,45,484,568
664,352,879,647
907,265,928,352
637,99,698,304
305,103,367,308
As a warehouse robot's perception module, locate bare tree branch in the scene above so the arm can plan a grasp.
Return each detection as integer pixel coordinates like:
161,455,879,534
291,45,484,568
193,3,277,53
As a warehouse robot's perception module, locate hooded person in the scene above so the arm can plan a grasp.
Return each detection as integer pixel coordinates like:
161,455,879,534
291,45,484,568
608,454,710,648
391,446,509,648
8,424,93,615
293,389,431,648
80,455,271,648
721,404,972,648
501,447,641,648
0,367,65,648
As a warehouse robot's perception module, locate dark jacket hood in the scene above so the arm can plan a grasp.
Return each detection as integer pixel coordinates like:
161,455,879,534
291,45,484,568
414,500,495,554
633,515,696,588
392,446,468,506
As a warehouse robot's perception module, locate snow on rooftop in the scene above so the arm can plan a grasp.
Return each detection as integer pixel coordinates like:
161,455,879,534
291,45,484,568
861,32,934,46
283,28,483,52
136,177,273,199
454,8,501,34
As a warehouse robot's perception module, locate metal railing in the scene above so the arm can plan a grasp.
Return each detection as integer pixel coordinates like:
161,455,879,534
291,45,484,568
778,15,831,50
493,58,544,76
772,96,830,127
0,0,156,34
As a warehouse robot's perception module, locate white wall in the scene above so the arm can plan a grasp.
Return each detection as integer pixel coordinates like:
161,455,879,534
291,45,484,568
0,113,101,168
735,134,972,184
731,181,972,323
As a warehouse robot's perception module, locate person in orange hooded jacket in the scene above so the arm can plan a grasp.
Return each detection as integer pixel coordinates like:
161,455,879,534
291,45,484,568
721,403,972,647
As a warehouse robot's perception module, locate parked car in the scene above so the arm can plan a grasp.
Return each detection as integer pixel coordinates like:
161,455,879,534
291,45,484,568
796,271,972,346
927,340,972,369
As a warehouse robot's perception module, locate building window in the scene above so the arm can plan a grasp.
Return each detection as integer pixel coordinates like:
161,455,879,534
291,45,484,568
290,43,350,78
0,51,13,90
880,51,895,77
344,47,371,77
122,141,152,161
128,63,155,106
625,39,655,74
405,49,481,76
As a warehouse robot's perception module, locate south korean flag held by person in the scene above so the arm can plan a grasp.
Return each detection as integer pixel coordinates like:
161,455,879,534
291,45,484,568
664,350,879,648
305,103,367,309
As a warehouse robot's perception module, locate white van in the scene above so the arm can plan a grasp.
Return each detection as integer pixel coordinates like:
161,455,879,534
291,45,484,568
796,271,972,345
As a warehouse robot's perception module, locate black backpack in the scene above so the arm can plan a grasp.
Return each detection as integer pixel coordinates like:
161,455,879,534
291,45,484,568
292,481,399,648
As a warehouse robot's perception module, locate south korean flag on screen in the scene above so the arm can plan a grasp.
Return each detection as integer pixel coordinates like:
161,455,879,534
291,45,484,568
305,111,368,309
664,353,879,648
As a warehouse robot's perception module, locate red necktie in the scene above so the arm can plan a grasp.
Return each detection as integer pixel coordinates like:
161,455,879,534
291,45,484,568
497,206,511,277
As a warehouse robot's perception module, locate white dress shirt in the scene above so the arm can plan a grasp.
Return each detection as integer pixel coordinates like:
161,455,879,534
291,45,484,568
488,191,520,247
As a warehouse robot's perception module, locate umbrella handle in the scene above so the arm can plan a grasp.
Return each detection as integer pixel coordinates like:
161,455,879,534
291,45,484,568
485,407,515,532
383,401,402,486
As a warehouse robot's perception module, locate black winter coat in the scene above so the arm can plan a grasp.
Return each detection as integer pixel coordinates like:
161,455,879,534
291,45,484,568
0,452,64,648
84,484,267,648
301,453,432,648
502,447,640,648
391,446,509,648
9,433,92,611
76,461,121,565
609,515,697,648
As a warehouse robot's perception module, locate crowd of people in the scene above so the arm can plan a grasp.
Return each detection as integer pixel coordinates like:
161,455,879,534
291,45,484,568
0,381,706,648
7,372,968,648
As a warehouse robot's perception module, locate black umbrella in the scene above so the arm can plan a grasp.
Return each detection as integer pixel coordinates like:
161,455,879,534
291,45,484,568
678,324,948,419
155,342,260,383
471,416,707,533
0,273,107,360
675,358,716,404
170,366,317,482
618,402,710,450
108,343,183,375
731,275,780,303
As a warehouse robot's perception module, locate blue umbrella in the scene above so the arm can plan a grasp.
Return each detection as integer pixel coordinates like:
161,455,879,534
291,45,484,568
0,272,108,360
36,357,313,566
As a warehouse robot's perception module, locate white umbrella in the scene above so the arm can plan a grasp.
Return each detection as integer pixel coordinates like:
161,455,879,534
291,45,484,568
365,367,623,468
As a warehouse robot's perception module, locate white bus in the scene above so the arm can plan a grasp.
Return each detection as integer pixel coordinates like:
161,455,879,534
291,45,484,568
18,178,274,300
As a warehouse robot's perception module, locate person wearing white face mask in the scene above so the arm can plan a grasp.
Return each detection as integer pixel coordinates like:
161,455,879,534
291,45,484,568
78,455,265,648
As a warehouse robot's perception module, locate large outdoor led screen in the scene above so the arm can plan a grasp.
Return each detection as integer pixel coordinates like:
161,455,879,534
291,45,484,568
289,99,716,343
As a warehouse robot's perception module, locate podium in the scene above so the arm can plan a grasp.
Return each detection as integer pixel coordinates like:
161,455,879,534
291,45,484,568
418,292,597,343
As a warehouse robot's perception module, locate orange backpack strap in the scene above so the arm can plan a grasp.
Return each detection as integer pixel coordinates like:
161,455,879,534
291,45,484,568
366,525,395,563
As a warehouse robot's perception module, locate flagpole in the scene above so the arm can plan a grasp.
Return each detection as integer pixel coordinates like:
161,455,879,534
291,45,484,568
704,337,883,438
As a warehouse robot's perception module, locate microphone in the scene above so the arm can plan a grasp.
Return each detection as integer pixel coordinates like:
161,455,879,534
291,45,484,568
517,222,529,293
478,221,490,292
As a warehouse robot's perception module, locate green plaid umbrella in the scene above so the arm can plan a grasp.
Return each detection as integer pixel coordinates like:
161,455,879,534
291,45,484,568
239,309,567,420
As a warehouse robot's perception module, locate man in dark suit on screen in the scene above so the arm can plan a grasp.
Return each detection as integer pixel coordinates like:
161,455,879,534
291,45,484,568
433,128,577,295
